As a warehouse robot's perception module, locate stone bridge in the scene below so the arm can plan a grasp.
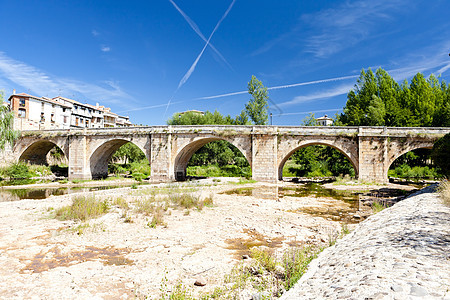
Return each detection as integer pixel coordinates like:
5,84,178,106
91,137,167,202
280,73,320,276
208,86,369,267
9,126,450,183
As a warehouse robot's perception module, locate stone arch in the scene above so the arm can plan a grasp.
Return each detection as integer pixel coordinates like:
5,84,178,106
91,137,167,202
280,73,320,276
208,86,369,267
278,141,358,180
17,139,68,165
173,136,251,181
89,139,149,179
386,140,435,179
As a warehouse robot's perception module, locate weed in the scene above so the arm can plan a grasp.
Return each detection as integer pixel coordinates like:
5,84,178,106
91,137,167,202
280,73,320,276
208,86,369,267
371,199,386,213
282,246,320,290
438,181,450,207
112,196,129,210
135,197,157,216
54,195,109,221
250,248,277,272
131,183,138,189
148,207,165,228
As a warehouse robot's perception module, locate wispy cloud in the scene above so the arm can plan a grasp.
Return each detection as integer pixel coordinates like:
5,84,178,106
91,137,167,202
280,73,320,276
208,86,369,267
253,0,407,58
91,29,100,37
0,52,134,107
278,84,354,107
101,45,111,52
303,0,407,58
168,0,232,70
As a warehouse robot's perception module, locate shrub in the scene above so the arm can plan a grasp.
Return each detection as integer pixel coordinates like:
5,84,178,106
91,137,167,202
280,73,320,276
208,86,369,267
5,162,31,179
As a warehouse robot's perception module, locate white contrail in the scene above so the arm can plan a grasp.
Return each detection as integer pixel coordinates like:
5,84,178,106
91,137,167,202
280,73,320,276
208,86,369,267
267,74,359,91
168,0,232,69
177,0,235,89
275,108,342,117
194,74,358,100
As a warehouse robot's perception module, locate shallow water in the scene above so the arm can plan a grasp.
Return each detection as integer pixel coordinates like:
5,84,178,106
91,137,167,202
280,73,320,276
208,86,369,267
223,183,367,224
0,183,147,202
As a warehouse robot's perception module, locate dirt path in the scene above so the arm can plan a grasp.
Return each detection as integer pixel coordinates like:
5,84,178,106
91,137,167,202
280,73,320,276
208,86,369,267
0,179,408,299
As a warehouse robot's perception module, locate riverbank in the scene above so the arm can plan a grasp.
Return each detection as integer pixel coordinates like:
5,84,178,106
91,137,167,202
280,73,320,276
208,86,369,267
281,185,450,299
0,179,424,299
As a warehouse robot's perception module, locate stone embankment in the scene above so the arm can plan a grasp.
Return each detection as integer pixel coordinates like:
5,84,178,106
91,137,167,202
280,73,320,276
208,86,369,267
282,186,450,300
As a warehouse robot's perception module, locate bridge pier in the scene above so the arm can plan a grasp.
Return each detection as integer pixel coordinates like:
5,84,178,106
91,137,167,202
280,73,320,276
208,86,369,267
251,131,278,183
68,134,91,180
358,135,389,183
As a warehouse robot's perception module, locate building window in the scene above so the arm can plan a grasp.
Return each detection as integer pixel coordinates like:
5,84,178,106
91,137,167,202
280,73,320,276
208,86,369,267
62,108,66,112
75,117,79,126
51,113,55,123
40,112,45,122
18,108,26,118
63,116,68,123
41,102,45,110
19,98,26,107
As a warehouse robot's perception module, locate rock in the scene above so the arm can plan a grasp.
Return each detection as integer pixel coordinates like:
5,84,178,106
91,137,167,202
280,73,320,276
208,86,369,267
194,276,207,287
410,285,428,297
242,254,250,260
391,284,403,292
251,292,270,300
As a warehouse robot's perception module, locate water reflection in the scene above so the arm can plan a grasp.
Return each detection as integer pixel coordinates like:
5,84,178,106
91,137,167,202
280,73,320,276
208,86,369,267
223,183,364,223
0,184,146,202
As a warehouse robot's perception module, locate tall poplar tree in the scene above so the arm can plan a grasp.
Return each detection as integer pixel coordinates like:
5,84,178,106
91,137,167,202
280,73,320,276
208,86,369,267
245,75,269,125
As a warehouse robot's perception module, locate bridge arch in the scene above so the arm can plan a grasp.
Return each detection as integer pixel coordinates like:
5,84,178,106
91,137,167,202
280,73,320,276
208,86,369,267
173,136,251,181
386,139,435,179
16,139,68,165
278,141,358,180
89,138,149,179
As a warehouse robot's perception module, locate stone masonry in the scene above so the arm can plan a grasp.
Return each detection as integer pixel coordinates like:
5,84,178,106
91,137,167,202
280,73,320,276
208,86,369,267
7,125,450,182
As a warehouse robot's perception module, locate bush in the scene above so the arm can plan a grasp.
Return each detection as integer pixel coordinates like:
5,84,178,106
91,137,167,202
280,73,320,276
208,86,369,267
5,162,31,179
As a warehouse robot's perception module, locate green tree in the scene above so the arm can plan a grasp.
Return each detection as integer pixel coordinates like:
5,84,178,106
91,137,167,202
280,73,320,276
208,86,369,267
301,113,318,126
111,143,146,164
245,75,269,125
0,91,19,150
366,95,386,126
432,133,450,177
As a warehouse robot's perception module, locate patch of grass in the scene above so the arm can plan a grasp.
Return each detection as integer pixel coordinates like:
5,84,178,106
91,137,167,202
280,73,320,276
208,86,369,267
371,199,386,213
54,195,109,221
250,248,277,273
148,209,165,228
112,196,129,210
135,197,157,216
438,181,450,207
232,178,257,185
283,246,320,290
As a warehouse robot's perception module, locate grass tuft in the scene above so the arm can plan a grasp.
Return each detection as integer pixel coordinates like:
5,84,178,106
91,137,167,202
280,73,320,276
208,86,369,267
438,180,450,207
54,195,109,221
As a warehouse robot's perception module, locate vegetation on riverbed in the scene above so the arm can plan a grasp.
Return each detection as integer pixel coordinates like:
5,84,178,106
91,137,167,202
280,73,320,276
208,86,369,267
438,181,450,207
54,195,110,221
159,225,351,299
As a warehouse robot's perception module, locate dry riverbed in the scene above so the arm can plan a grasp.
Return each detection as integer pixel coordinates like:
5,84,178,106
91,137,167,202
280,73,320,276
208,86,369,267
0,178,417,299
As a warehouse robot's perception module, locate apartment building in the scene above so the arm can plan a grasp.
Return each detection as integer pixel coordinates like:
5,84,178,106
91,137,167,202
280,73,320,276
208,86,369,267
8,92,132,130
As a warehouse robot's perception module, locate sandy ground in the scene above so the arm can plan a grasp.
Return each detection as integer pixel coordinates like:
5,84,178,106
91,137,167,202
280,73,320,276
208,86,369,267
0,179,414,299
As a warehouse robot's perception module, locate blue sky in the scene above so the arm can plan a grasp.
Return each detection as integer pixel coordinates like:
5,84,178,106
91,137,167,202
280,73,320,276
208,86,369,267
0,0,449,125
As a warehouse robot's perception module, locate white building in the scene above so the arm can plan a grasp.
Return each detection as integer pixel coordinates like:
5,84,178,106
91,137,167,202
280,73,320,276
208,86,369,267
8,92,132,130
316,115,333,126
9,93,71,130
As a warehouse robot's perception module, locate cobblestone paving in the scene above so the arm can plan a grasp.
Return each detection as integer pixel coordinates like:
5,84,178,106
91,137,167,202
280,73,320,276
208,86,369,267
282,186,450,300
